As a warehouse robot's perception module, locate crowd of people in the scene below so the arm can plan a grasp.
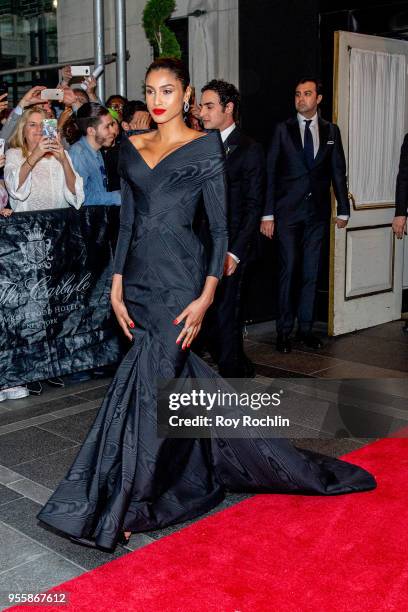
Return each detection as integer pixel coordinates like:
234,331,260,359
0,63,406,405
0,68,157,401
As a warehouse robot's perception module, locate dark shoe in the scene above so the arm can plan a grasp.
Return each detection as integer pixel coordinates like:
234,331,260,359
66,371,92,383
27,381,43,396
118,532,131,547
296,332,322,350
46,377,64,388
276,334,292,353
91,367,108,378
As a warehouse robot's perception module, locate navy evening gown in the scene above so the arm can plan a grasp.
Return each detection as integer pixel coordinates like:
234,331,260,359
38,131,376,549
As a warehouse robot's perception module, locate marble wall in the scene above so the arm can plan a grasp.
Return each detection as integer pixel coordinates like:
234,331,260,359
57,0,239,101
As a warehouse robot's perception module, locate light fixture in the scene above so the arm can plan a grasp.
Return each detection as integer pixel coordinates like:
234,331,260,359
53,0,58,8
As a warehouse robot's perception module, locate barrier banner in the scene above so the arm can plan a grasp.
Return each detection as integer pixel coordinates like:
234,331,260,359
0,206,122,389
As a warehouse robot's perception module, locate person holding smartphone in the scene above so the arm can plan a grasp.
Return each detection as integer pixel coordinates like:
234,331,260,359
4,106,84,212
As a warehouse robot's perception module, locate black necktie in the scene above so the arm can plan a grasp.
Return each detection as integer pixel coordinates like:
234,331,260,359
303,120,314,168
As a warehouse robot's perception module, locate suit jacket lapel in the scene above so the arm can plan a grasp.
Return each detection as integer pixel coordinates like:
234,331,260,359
287,117,303,155
314,118,330,166
224,126,240,157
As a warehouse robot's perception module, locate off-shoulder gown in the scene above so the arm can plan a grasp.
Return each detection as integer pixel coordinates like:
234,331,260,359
38,131,376,549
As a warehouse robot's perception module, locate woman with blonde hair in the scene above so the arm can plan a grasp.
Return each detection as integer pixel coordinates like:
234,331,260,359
4,105,84,211
3,106,84,397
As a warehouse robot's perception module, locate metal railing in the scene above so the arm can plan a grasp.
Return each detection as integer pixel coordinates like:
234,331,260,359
0,53,119,78
0,0,129,100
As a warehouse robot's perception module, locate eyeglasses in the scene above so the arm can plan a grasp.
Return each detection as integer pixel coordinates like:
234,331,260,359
99,164,107,189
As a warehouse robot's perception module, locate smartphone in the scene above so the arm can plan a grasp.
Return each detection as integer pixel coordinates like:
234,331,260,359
40,88,64,101
80,64,104,91
71,65,90,77
0,138,5,155
42,119,58,140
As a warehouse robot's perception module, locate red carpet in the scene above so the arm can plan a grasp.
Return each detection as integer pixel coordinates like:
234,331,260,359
13,438,408,611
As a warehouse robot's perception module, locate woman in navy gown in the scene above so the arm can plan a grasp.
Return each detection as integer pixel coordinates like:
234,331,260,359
38,58,375,551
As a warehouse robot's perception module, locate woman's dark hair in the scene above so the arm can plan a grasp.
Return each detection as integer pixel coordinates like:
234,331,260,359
296,77,323,96
145,57,190,92
76,102,109,135
106,94,128,107
62,116,81,145
201,79,240,122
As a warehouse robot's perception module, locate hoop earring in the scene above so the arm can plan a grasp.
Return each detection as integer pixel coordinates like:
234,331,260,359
183,100,190,113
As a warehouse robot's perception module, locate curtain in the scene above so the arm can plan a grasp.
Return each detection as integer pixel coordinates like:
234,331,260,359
349,48,405,205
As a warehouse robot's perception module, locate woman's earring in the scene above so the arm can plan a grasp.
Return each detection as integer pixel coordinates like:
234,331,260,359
183,100,190,113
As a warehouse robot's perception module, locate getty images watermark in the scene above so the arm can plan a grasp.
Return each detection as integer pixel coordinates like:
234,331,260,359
157,379,292,438
157,377,408,439
168,389,289,429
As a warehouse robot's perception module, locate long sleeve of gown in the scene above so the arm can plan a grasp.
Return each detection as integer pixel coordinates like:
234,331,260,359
113,176,135,274
201,145,228,279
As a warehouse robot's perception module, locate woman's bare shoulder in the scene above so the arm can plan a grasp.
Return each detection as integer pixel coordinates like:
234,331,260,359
128,131,156,150
185,128,208,142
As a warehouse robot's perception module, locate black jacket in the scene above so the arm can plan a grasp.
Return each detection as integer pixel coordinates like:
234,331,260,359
223,126,265,261
395,133,408,217
263,116,349,220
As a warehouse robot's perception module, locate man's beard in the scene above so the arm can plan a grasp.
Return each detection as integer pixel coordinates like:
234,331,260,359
95,132,107,147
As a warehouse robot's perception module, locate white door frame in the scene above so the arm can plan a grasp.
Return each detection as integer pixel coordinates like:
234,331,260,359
329,31,408,335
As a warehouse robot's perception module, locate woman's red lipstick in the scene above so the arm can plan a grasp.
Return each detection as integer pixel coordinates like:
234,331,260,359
153,108,166,115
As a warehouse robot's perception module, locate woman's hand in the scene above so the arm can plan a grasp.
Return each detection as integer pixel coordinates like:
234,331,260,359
58,107,73,129
133,111,151,130
0,92,8,113
48,135,66,163
18,86,47,110
83,76,98,101
60,65,72,86
174,296,211,350
111,274,135,341
0,208,12,217
30,136,55,163
61,86,77,108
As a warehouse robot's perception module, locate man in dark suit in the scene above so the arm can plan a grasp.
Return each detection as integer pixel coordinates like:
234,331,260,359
198,79,265,377
394,135,408,333
260,77,349,353
394,134,408,238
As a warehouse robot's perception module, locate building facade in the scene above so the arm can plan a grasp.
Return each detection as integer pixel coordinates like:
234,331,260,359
57,0,239,101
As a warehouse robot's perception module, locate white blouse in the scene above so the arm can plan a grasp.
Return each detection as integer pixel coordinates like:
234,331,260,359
4,148,85,212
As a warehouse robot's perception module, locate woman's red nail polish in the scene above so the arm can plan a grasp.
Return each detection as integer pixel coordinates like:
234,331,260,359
129,322,135,328
176,339,180,344
173,319,178,325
